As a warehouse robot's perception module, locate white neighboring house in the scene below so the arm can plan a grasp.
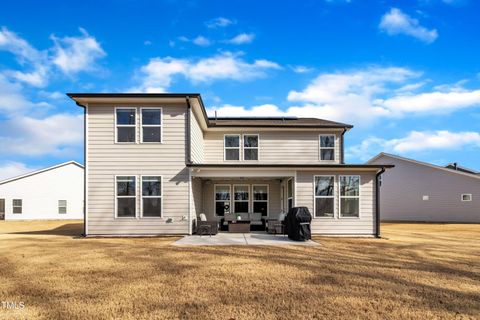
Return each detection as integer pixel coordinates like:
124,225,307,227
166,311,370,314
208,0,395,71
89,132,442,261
368,153,480,223
0,161,84,220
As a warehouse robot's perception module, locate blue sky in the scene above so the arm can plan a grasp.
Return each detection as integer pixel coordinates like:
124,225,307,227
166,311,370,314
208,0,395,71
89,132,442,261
1,0,480,179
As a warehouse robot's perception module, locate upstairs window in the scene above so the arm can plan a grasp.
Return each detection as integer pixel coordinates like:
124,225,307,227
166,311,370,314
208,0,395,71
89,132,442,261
224,135,240,160
339,176,360,218
141,108,162,143
116,176,136,218
116,108,136,143
12,199,22,214
320,135,335,161
461,194,472,202
314,176,335,218
58,200,67,214
243,134,259,160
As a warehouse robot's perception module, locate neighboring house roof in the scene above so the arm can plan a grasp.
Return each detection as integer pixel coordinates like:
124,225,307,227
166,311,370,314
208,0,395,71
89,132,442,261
67,93,353,129
445,163,479,175
367,153,480,180
0,161,84,185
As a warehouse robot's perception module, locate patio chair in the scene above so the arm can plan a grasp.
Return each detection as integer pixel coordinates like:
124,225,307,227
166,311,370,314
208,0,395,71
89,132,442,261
196,213,218,237
267,211,286,236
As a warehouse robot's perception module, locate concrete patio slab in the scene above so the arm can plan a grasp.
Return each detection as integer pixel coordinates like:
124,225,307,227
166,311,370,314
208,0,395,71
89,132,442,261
172,232,320,246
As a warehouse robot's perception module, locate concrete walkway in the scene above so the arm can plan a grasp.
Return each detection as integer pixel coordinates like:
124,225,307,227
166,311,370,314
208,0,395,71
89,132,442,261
173,232,319,246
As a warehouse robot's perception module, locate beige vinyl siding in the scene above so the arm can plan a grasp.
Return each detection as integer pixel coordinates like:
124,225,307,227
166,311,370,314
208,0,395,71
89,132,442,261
190,110,204,163
201,179,281,221
192,177,203,219
296,171,376,235
87,104,189,235
203,131,341,163
371,155,480,223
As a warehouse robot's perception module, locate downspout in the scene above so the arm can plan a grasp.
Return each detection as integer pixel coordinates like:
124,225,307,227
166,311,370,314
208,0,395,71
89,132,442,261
340,128,347,164
375,167,385,238
185,97,193,234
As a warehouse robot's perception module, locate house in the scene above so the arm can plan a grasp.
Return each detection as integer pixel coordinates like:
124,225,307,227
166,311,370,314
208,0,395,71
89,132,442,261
68,93,392,237
368,153,480,223
0,161,84,220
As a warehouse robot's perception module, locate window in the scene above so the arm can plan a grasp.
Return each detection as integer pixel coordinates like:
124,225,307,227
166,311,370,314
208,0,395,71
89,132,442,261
253,185,268,216
224,135,240,160
422,195,429,201
339,176,360,218
287,178,293,211
234,185,249,213
142,176,162,217
215,185,231,216
58,200,67,214
12,199,22,214
141,108,162,143
116,108,136,143
320,135,335,161
314,176,335,218
243,134,259,160
461,194,472,202
116,176,136,218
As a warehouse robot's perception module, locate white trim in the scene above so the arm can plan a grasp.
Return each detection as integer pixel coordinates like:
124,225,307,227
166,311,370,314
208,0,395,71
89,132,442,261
461,193,472,202
140,107,163,144
233,184,250,213
223,134,241,161
188,168,192,235
0,161,84,185
243,134,259,161
140,175,163,218
114,175,137,219
287,177,294,210
339,175,361,219
367,153,480,180
85,104,89,235
252,184,269,217
319,134,336,162
313,175,335,219
214,184,231,217
114,107,137,144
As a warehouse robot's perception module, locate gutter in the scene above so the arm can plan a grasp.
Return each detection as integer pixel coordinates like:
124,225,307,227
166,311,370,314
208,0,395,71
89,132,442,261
340,128,347,164
375,167,385,238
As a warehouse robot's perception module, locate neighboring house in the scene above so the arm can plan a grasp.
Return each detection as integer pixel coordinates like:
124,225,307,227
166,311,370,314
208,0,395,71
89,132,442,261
368,153,480,223
68,93,392,237
0,161,84,220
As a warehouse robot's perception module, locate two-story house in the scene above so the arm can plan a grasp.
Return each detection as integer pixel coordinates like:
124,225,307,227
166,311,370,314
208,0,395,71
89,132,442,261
68,93,392,237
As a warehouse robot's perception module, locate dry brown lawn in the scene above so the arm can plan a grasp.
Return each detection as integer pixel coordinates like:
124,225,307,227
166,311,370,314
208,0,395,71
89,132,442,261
0,221,479,320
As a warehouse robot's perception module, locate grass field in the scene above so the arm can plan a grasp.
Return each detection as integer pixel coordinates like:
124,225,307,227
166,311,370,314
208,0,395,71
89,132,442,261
0,221,479,319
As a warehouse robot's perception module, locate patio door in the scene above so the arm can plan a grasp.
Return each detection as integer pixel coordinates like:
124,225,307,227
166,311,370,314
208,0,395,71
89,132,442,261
0,199,4,220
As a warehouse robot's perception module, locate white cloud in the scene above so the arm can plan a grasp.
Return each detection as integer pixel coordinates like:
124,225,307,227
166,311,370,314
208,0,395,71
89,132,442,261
0,161,39,181
291,65,314,73
51,28,106,75
379,8,438,43
207,104,286,117
205,17,235,28
0,74,42,115
192,36,211,47
225,33,255,45
134,52,281,92
0,113,84,157
348,130,480,161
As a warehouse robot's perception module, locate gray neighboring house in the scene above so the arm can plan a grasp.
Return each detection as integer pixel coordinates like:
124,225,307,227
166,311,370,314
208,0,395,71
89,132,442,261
368,153,480,223
68,93,393,237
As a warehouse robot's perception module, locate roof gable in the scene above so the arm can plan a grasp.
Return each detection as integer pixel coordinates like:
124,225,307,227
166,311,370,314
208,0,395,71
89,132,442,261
0,161,84,185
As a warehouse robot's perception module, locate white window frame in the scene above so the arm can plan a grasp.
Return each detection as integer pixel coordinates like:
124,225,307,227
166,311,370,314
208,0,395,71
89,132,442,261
233,184,250,213
140,107,163,144
12,199,22,214
114,175,137,219
313,175,336,219
214,184,231,217
287,178,293,211
243,134,259,161
319,134,336,161
461,194,472,202
140,175,163,218
58,200,67,214
224,134,241,161
339,175,361,219
115,107,137,144
252,184,269,217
